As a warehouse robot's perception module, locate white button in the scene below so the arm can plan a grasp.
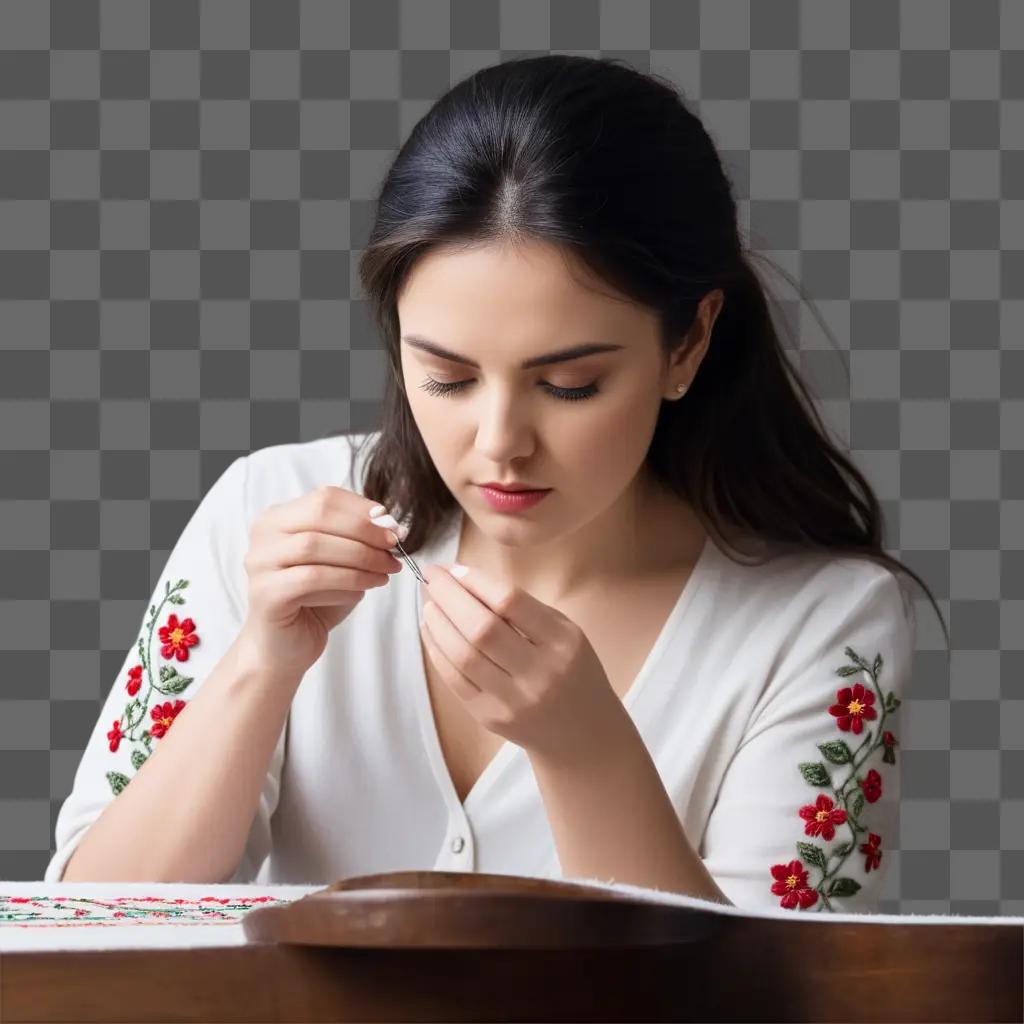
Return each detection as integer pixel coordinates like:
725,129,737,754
450,835,465,854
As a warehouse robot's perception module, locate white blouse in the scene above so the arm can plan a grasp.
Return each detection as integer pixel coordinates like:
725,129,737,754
46,431,916,914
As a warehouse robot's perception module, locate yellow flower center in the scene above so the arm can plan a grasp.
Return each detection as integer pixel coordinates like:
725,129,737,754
848,699,862,714
787,874,799,889
170,628,184,645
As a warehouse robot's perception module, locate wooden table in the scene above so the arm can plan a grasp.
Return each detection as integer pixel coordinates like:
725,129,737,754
3,872,1021,1022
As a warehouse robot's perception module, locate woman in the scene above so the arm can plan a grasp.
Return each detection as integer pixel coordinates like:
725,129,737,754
48,55,946,913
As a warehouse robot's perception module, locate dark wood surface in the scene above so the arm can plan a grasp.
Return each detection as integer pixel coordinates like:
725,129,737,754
4,870,1022,1022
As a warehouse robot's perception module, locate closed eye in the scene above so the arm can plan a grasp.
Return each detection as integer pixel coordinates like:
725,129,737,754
418,377,600,402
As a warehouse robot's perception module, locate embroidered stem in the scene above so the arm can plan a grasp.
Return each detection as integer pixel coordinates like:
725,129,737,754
809,647,894,910
834,660,890,833
840,731,875,789
106,579,194,795
783,644,901,911
122,581,187,742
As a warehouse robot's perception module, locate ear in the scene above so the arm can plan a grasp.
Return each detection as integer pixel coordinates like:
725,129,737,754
672,287,723,377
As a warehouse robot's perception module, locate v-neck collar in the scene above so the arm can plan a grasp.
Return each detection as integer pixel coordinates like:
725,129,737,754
407,507,718,816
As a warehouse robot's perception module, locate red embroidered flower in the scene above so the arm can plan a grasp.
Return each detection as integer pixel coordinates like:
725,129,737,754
158,614,199,662
883,730,897,747
149,699,186,738
860,832,883,872
769,860,820,909
828,681,877,734
106,719,123,753
799,793,848,841
859,768,883,803
126,664,143,696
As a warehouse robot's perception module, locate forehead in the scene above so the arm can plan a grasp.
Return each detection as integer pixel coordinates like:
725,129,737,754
396,239,642,328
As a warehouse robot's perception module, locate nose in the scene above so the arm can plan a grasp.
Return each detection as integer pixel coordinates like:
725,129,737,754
471,391,539,465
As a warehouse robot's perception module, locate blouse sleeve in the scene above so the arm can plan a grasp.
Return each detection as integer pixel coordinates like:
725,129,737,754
44,453,286,884
700,563,915,914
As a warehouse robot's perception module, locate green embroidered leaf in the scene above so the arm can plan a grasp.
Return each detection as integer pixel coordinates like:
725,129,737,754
843,646,870,672
149,605,156,617
850,791,865,818
826,877,862,898
882,745,896,765
873,653,883,678
130,748,148,770
158,665,194,693
142,731,152,748
818,740,853,765
124,698,143,729
167,594,185,605
796,842,827,871
106,770,130,796
832,840,854,858
885,692,902,712
836,664,859,677
798,761,832,787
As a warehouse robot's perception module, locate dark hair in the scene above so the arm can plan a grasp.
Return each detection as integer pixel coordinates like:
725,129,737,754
336,53,950,656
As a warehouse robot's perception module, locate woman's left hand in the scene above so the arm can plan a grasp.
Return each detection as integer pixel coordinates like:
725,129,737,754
418,563,624,761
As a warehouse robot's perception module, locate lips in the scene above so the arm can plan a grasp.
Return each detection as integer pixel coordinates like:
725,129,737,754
479,482,548,492
479,485,552,511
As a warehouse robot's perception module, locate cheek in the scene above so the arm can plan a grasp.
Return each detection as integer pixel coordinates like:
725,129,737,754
564,396,658,469
556,420,660,510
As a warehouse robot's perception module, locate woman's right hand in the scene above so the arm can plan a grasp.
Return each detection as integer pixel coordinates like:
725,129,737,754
236,485,404,681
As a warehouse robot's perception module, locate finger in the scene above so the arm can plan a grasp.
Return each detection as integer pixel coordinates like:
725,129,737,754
262,487,398,552
271,532,402,576
422,567,526,672
421,599,515,704
424,564,560,651
419,616,483,705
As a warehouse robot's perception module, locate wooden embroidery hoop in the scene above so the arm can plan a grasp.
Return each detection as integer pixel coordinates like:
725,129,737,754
241,869,723,949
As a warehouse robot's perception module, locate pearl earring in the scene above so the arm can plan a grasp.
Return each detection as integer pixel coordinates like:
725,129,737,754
676,383,687,394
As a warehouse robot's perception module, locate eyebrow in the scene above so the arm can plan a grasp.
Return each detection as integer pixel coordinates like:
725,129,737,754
400,334,625,370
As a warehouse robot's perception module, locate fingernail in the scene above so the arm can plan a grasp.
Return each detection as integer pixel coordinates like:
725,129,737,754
369,504,386,517
449,563,469,578
371,512,399,530
397,523,409,540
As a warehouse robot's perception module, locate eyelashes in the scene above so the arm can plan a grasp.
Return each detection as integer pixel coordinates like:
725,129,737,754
418,377,600,402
